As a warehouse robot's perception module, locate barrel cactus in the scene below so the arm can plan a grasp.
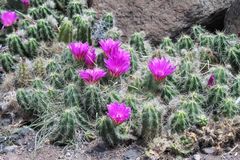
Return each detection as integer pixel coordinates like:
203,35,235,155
0,52,16,73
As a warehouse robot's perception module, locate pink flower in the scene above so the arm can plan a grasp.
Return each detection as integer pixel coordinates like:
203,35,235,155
148,57,176,81
107,102,131,125
78,68,106,85
84,48,96,68
21,0,30,7
104,49,131,77
208,74,215,87
68,42,89,61
99,39,121,57
1,11,18,27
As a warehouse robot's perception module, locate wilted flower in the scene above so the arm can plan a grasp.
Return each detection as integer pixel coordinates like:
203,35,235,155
79,68,106,84
68,42,89,60
208,74,215,87
84,48,96,68
107,102,131,125
148,57,176,81
21,0,30,7
104,49,131,77
1,11,18,27
99,39,121,57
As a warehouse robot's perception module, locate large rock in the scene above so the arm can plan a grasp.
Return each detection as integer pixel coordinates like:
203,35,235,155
225,0,240,34
92,0,234,45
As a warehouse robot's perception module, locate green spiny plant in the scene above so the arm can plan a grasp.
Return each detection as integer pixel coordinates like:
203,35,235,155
58,18,73,43
46,59,61,74
7,33,26,56
141,104,161,143
64,83,81,107
195,114,208,127
220,97,239,118
207,85,227,106
25,38,39,58
226,46,240,71
128,47,138,73
192,25,206,40
33,57,45,77
97,116,134,147
82,85,105,119
170,110,189,133
231,75,240,97
38,5,52,19
67,1,83,18
27,25,38,39
16,61,31,87
75,16,92,44
178,60,193,77
105,27,122,40
16,88,32,111
165,46,176,56
83,8,96,22
48,72,64,89
0,52,16,73
54,0,70,11
160,37,174,49
188,92,205,106
31,0,44,7
199,47,218,67
199,34,214,48
63,66,77,82
177,35,194,50
31,89,50,114
142,73,159,91
29,7,40,19
213,32,228,55
130,32,146,57
211,66,230,84
160,83,177,103
102,12,114,29
37,19,55,41
61,49,75,64
182,74,203,93
32,78,45,89
179,99,202,123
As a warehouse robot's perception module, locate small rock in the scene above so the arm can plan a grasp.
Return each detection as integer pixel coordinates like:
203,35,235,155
123,146,143,160
15,126,34,138
0,136,8,144
193,154,201,160
202,147,216,154
3,145,18,153
65,151,71,157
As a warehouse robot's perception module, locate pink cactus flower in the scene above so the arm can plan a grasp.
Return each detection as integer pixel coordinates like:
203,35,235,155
107,102,131,125
208,74,216,87
148,57,176,81
84,48,96,68
104,49,131,77
68,42,89,61
21,0,30,7
79,68,106,85
99,39,121,57
1,11,18,27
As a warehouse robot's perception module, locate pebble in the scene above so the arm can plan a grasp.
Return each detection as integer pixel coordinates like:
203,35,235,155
1,145,18,153
123,146,143,160
193,154,201,160
202,147,216,154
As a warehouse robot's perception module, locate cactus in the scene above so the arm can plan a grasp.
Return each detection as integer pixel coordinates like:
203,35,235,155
160,37,174,49
67,1,83,18
37,19,55,41
98,116,134,147
31,0,44,7
16,88,32,111
226,46,240,71
195,114,208,127
83,8,96,22
188,92,205,106
179,99,202,123
160,83,177,103
33,57,45,77
192,25,206,40
130,32,146,57
102,12,114,29
61,49,75,64
200,47,218,65
38,5,52,18
142,73,159,91
0,52,16,73
46,59,61,74
51,108,76,144
82,85,105,119
182,74,203,93
25,38,39,58
29,7,40,19
74,16,92,44
231,75,240,97
27,25,38,39
220,97,239,118
165,46,176,56
211,66,230,84
178,60,193,77
49,72,64,89
58,19,73,43
199,34,214,48
170,110,189,133
32,89,50,114
177,35,194,50
64,84,81,107
32,78,45,89
128,47,138,73
213,32,228,54
16,61,31,87
105,27,122,40
7,33,26,56
63,66,77,82
207,85,227,106
54,0,70,11
141,104,161,143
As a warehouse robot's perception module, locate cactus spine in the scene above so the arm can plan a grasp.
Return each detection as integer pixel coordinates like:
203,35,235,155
141,104,161,143
199,34,214,48
32,78,45,89
211,66,230,84
192,25,206,40
160,37,174,49
64,84,81,107
74,16,92,44
58,19,73,43
0,52,16,73
25,38,39,58
16,61,31,87
231,75,240,97
182,74,203,93
171,110,189,132
207,85,227,106
220,98,239,118
49,72,64,89
37,19,55,41
160,83,177,103
102,12,114,29
27,25,38,39
67,1,83,18
177,35,194,50
179,100,202,123
130,32,146,57
7,34,26,56
213,32,228,54
226,46,240,71
46,59,61,74
16,89,32,111
33,57,45,77
32,89,50,114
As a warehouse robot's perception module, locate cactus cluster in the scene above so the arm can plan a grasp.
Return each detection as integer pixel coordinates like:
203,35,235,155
2,0,240,152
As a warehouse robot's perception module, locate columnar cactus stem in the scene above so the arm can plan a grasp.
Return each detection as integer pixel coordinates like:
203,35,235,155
182,74,203,93
170,110,189,133
213,32,228,55
29,7,40,20
63,66,77,82
211,66,230,84
38,5,52,18
58,19,73,43
31,0,44,7
49,72,64,89
192,25,206,40
199,34,214,48
16,88,32,111
32,89,50,114
25,38,39,58
0,52,16,73
67,1,83,18
220,98,239,118
141,104,161,143
7,33,26,56
33,57,45,77
160,83,177,103
231,75,240,97
32,78,45,89
130,32,146,57
102,12,114,29
177,35,194,50
160,37,174,49
27,25,38,39
46,59,61,74
37,19,55,41
16,61,31,87
64,84,81,107
178,60,193,77
74,16,92,44
226,46,240,71
207,85,227,106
